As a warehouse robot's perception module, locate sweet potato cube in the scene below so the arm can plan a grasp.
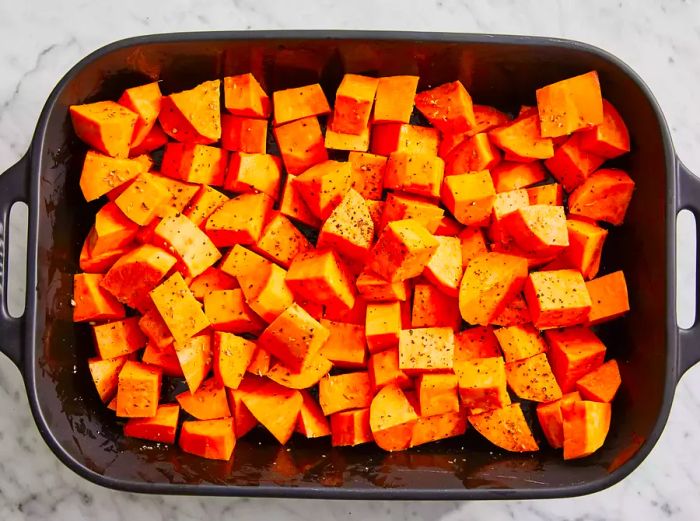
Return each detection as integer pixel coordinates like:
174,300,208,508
224,152,281,199
454,326,501,365
536,391,581,449
576,359,621,403
160,142,185,179
117,82,162,148
153,213,221,277
318,190,374,261
79,150,146,202
490,293,532,327
458,227,488,267
368,348,411,390
444,133,500,175
227,377,261,437
441,171,496,227
124,403,179,444
319,372,373,416
494,324,547,362
114,173,171,226
204,289,265,334
324,116,370,151
524,269,592,329
158,80,221,144
433,215,463,236
468,403,539,452
93,317,146,360
258,302,329,371
178,144,228,186
150,272,210,344
176,377,231,420
455,357,510,412
410,409,468,447
546,134,606,193
565,219,608,280
503,205,569,256
266,348,332,390
129,124,168,157
414,81,475,134
252,212,312,268
369,219,439,282
70,101,137,158
221,115,268,153
205,192,274,247
586,271,630,325
89,202,139,256
273,83,330,125
568,168,635,226
458,252,528,326
174,334,213,393
88,355,130,402
223,73,271,118
505,352,563,402
399,327,454,374
141,343,182,377
116,361,161,418
545,326,607,392
370,123,439,156
384,152,445,199
331,408,373,447
373,75,419,124
369,383,418,451
179,418,235,460
380,192,444,233
240,260,294,323
273,116,328,175
536,71,604,138
488,188,530,244
411,283,461,331
356,269,409,302
561,400,611,460
286,249,356,311
490,114,554,161
293,160,352,220
189,267,238,301
320,319,367,368
527,183,563,206
439,106,508,157
331,74,379,135
416,373,459,416
219,243,271,280
279,173,322,228
579,99,630,158
296,390,331,438
491,161,547,193
423,235,463,296
348,151,386,201
73,273,125,322
212,331,257,390
365,301,402,354
150,174,200,216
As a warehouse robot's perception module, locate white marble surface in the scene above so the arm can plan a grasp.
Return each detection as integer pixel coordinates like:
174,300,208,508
0,0,699,519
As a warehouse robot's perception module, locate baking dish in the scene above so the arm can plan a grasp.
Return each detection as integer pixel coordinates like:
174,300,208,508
0,30,698,499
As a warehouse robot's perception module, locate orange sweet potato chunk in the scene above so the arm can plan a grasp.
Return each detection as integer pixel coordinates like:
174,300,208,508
384,152,445,199
331,408,373,447
174,334,213,394
179,418,235,460
266,350,332,390
153,212,221,278
416,373,459,416
368,347,411,390
490,293,532,327
527,183,563,206
444,133,500,175
423,235,463,296
454,326,501,366
331,74,379,135
348,151,386,201
373,76,419,124
544,133,605,193
545,326,607,393
441,171,496,227
73,273,125,322
505,352,563,402
398,327,455,374
586,271,630,325
370,123,439,156
356,269,409,302
503,205,569,257
273,116,328,175
414,81,476,134
159,80,221,144
293,160,353,220
489,115,553,161
410,409,468,447
89,202,140,256
205,192,274,247
116,360,162,418
575,359,621,403
455,357,510,412
469,403,539,452
369,383,419,452
70,101,138,158
324,114,370,152
188,267,238,301
221,115,268,154
176,377,231,420
252,212,313,268
565,219,608,280
150,272,210,345
568,169,635,226
204,289,265,334
224,152,281,199
114,173,171,226
79,150,146,202
88,355,130,403
579,99,630,158
212,331,256,389
494,324,547,363
491,161,547,193
124,403,179,444
524,269,592,329
317,189,375,261
92,317,147,360
561,399,611,460
365,301,402,354
536,391,581,449
286,249,356,311
223,73,271,118
279,173,322,228
380,192,444,233
320,319,367,368
273,83,330,125
296,390,331,438
319,372,373,416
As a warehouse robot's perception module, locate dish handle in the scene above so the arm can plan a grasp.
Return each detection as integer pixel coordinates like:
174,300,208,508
0,154,29,369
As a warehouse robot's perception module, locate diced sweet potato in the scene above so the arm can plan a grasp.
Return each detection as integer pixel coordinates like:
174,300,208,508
153,213,221,278
286,249,356,311
370,123,439,156
331,74,379,135
524,269,592,329
494,324,547,362
141,342,183,377
179,144,228,186
279,173,322,228
159,80,221,144
444,133,500,175
150,272,210,345
410,409,468,448
503,205,569,257
319,372,373,416
293,160,352,220
455,357,510,412
414,81,475,134
331,408,373,447
70,101,138,158
73,273,125,322
373,76,419,124
505,352,562,402
348,151,386,201
317,189,374,261
356,269,409,302
454,326,501,366
205,193,274,247
179,418,235,460
212,332,256,390
564,219,608,280
89,202,140,256
536,391,581,449
527,183,563,206
368,347,411,390
138,308,174,350
114,173,171,226
324,115,370,152
79,237,131,274
490,293,532,327
469,403,539,452
188,267,238,301
422,235,463,296
568,169,635,226
369,219,439,282
116,360,161,418
384,152,445,199
545,326,607,392
398,327,454,374
576,359,621,403
205,289,264,334
129,124,168,157
221,115,268,154
586,271,630,325
224,152,281,199
320,319,367,368
273,83,330,125
416,373,459,416
544,133,605,192
80,151,146,202
441,170,496,227
252,212,312,269
458,227,489,267
579,99,630,158
490,115,553,161
93,317,147,360
266,349,332,389
88,355,130,402
488,188,530,245
273,116,328,175
174,334,213,394
176,377,231,420
433,215,463,236
561,399,611,460
223,73,271,118
124,403,179,444
491,161,547,193
296,390,331,438
380,192,444,233
365,301,402,354
369,383,418,451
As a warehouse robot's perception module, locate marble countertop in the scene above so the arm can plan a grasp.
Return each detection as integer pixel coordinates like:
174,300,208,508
1,0,699,519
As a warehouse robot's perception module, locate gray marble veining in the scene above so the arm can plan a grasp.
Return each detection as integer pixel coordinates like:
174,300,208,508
0,0,699,519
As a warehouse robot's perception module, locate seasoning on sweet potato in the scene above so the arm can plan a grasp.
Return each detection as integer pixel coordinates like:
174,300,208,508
205,192,274,247
150,174,200,217
239,260,294,323
365,301,402,354
380,192,444,233
416,373,459,417
536,391,580,449
561,399,611,460
153,213,221,278
399,327,455,374
189,267,238,301
545,326,607,393
579,99,630,158
296,390,331,438
293,160,352,220
489,114,554,161
221,115,268,154
142,342,183,377
159,80,221,144
138,308,174,350
586,271,630,325
565,219,608,280
491,161,547,193
441,170,496,227
490,293,532,327
204,289,265,334
319,372,373,416
454,326,501,366
88,355,130,402
331,74,379,135
536,71,604,138
527,183,563,206
258,302,330,372
251,212,312,269
224,153,282,199
524,269,592,329
457,227,488,268
273,116,328,175
223,73,271,118
370,123,439,156
494,324,547,363
568,168,635,225
179,144,228,186
444,133,501,175
414,81,476,134
384,152,445,200
70,101,138,158
114,173,171,226
129,124,168,157
411,283,460,332
505,352,563,402
174,334,213,394
356,269,409,302
576,359,621,403
266,349,333,390
458,252,528,326
150,272,210,345
240,379,303,444
273,83,330,125
325,115,370,152
79,150,146,202
488,188,530,245
468,403,539,452
179,417,235,460
455,357,510,412
118,82,162,148
320,319,368,368
73,273,125,322
544,133,605,192
317,189,375,261
124,403,179,444
330,408,373,447
89,202,140,256
368,347,411,390
372,76,419,124
101,244,177,310
348,151,386,201
116,360,162,418
211,331,256,390
369,385,419,453
92,317,146,360
286,249,356,311
278,173,322,228
410,409,468,447
503,205,569,257
176,377,231,420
